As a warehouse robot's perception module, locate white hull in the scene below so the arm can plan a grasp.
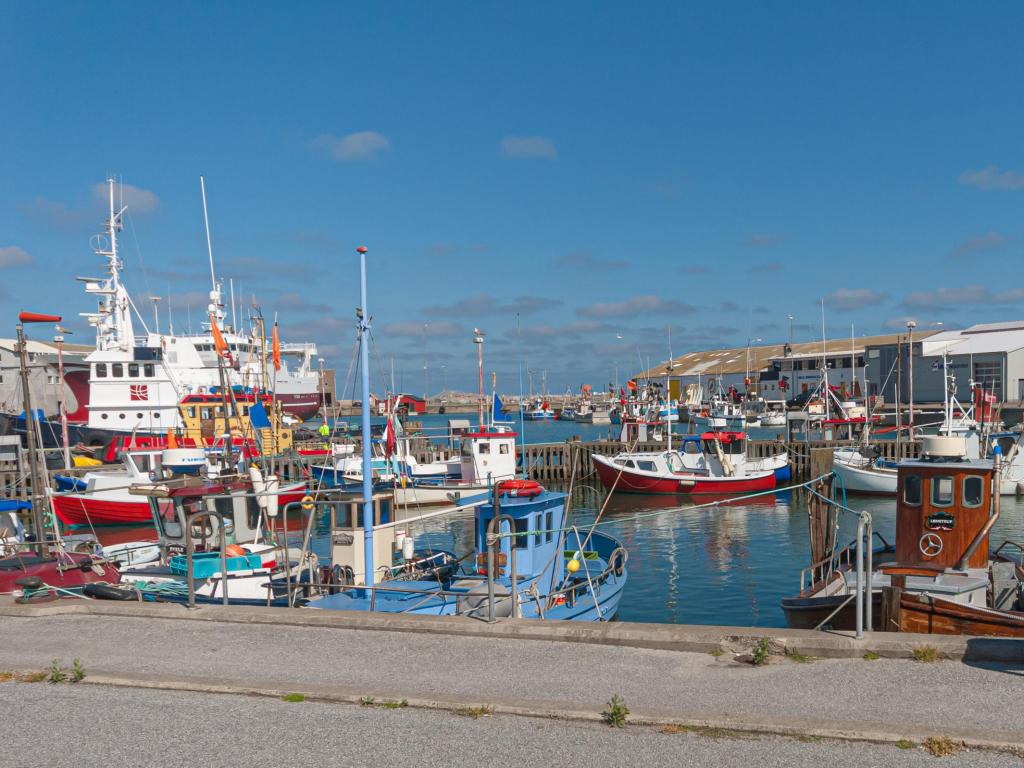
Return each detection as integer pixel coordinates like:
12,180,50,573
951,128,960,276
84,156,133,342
393,482,494,506
832,454,898,494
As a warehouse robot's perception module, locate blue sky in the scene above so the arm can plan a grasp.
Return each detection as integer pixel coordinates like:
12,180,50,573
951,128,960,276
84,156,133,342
3,2,1024,395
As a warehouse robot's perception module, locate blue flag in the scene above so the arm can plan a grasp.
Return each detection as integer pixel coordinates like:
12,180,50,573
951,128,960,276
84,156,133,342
493,393,512,423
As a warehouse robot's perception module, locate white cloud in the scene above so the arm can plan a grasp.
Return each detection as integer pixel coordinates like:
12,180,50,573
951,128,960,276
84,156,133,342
827,288,887,311
952,231,1007,257
499,136,557,159
576,295,698,318
901,284,1024,309
382,321,462,338
0,246,32,267
312,131,390,161
957,166,1024,191
746,233,785,247
92,181,160,213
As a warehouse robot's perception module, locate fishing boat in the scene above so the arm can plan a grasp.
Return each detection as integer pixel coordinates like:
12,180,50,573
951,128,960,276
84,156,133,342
522,397,555,420
783,435,1024,636
691,393,746,430
306,479,627,621
53,447,308,526
592,431,780,495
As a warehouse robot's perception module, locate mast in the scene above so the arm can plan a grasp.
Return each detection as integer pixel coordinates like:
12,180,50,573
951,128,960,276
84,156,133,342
199,176,224,329
907,320,916,431
356,246,375,587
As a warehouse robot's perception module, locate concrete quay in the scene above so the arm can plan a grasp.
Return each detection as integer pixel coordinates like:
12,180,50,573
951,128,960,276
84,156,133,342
0,600,1022,757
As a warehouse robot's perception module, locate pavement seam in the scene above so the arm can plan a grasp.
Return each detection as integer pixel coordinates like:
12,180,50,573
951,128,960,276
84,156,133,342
11,668,1015,755
3,601,1019,662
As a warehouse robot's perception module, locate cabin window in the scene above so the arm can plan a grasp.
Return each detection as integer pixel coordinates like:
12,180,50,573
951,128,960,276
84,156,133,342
683,441,700,455
637,460,656,471
513,517,529,549
187,407,196,418
903,474,922,505
128,363,139,377
499,443,509,454
624,460,636,469
95,363,107,378
201,408,211,420
963,475,984,508
112,363,123,377
144,363,155,377
479,442,490,455
545,510,553,543
534,515,543,547
931,475,954,507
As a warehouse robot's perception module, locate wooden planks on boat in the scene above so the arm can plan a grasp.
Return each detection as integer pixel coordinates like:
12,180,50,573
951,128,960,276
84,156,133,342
898,593,1024,637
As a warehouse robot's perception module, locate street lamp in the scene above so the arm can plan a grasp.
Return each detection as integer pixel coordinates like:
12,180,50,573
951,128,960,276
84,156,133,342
745,337,762,398
473,328,485,428
54,325,72,469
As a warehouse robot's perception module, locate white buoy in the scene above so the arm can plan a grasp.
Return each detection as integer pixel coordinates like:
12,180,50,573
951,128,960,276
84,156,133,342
402,536,415,561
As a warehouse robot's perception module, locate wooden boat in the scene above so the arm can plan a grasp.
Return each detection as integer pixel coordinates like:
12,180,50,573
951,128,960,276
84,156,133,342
784,435,1024,636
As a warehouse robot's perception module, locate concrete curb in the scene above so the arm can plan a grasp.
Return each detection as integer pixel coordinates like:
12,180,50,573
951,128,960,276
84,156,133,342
7,668,1016,754
2,599,1022,662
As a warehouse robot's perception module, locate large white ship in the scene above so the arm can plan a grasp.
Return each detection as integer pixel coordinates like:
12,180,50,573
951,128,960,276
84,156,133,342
71,178,324,438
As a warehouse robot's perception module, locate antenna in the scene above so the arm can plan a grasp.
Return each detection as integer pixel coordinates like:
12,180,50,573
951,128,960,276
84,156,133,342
230,277,237,332
200,176,216,294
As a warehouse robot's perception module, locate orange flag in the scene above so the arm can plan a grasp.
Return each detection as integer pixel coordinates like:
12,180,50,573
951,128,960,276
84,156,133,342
210,315,230,360
167,429,178,449
271,321,281,372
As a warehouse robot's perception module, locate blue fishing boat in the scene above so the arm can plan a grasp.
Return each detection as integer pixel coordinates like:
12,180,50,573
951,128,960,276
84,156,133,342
306,479,628,621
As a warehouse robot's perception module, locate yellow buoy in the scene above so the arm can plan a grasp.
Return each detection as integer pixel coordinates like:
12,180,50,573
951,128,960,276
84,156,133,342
300,494,315,511
567,557,580,573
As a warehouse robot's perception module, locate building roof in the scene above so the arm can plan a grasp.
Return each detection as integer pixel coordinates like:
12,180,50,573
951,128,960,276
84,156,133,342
636,331,939,379
0,338,94,357
920,321,1024,357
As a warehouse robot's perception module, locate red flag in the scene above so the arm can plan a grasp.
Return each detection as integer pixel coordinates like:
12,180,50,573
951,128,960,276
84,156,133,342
384,415,396,459
271,321,281,373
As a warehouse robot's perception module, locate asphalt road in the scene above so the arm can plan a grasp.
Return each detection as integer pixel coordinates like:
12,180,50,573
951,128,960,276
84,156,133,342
3,683,1020,768
0,614,1021,739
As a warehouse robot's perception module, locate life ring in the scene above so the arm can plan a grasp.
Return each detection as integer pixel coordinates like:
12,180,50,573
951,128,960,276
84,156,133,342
496,479,543,498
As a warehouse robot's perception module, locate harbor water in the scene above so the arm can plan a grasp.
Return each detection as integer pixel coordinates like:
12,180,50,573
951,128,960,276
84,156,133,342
83,413,1024,628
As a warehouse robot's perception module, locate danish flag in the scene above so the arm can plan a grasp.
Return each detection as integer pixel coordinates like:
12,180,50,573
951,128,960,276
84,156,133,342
130,384,149,401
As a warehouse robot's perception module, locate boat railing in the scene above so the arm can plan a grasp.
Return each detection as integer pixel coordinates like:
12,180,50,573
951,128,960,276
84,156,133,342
992,539,1024,564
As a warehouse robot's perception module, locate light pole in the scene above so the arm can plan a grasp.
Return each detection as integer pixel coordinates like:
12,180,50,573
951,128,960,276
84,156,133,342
423,322,429,401
746,337,762,398
474,329,485,428
54,326,72,469
907,320,916,428
355,246,374,587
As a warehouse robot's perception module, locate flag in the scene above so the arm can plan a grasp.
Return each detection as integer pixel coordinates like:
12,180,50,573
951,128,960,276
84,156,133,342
493,392,512,423
167,429,178,449
210,315,231,362
271,321,281,372
626,380,637,391
384,414,396,459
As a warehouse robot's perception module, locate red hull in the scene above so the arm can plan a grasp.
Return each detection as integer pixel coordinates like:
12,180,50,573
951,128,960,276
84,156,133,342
592,456,776,495
54,484,309,527
0,552,120,595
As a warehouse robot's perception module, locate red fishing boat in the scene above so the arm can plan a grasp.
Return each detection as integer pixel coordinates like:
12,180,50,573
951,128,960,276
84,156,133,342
592,449,776,495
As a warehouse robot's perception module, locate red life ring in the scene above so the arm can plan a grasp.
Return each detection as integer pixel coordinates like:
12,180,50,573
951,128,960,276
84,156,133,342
496,479,544,498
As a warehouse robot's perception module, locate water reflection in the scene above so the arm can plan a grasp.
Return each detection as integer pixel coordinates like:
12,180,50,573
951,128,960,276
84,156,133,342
85,483,1024,628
